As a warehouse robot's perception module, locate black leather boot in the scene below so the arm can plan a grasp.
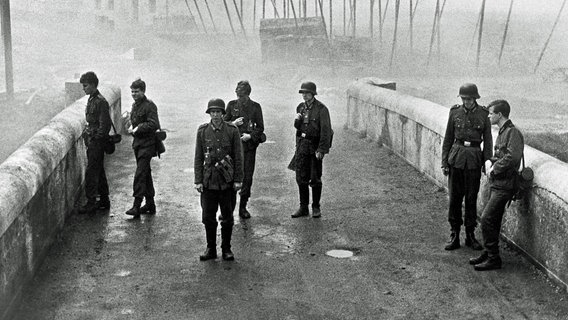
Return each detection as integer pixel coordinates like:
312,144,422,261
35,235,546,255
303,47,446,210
221,226,234,261
291,206,309,218
465,230,483,250
95,196,110,210
200,226,217,261
312,185,322,218
469,252,488,265
125,197,143,217
444,230,461,250
292,185,310,218
79,199,97,214
474,256,502,271
199,248,217,261
239,197,251,219
140,198,156,214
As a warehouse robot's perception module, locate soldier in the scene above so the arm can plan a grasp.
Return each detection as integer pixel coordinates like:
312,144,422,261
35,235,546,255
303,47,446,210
79,71,112,214
224,80,265,219
194,98,244,261
470,100,524,271
291,82,333,218
125,79,161,217
441,83,492,251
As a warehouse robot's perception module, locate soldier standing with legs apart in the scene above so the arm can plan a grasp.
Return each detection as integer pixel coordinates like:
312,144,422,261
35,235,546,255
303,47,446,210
441,83,492,251
291,82,333,218
126,79,161,217
79,71,112,214
470,100,524,271
195,99,244,261
224,80,264,219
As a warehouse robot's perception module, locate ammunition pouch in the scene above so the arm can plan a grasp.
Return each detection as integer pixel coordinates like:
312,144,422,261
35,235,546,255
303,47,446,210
215,155,234,183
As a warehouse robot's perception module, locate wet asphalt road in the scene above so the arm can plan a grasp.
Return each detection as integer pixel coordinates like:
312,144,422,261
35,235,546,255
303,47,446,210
10,34,568,320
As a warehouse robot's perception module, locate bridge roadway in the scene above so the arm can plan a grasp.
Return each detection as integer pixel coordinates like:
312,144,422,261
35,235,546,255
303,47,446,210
11,37,568,319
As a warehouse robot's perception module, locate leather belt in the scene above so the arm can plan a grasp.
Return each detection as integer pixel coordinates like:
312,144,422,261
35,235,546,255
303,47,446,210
455,140,481,147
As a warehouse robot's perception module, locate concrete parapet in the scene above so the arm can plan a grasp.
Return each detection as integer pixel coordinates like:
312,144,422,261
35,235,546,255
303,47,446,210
0,84,121,319
346,78,568,292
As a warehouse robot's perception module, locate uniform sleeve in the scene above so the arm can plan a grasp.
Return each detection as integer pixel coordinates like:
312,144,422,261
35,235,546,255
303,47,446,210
251,103,265,143
224,102,234,122
194,129,204,184
492,128,524,177
441,110,454,167
95,99,112,139
232,128,244,183
294,104,302,130
317,106,332,154
482,115,493,162
135,102,160,135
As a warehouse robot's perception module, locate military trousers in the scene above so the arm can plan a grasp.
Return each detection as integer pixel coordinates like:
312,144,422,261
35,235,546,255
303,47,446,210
448,166,481,231
481,188,514,257
133,146,155,200
240,147,257,199
201,188,235,228
85,139,109,202
295,152,323,187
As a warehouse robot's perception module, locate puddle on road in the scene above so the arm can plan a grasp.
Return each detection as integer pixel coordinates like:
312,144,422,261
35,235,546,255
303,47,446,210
114,270,131,277
326,249,355,258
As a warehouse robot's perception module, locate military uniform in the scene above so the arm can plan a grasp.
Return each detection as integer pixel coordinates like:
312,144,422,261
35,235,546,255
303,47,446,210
224,97,264,214
130,96,160,207
442,103,492,241
293,98,332,213
480,119,523,263
84,90,112,207
194,120,243,255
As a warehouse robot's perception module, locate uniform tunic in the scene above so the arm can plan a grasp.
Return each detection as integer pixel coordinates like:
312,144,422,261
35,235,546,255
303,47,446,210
293,98,332,186
224,97,264,199
194,121,243,228
84,90,112,202
441,103,492,231
481,119,524,257
130,96,160,199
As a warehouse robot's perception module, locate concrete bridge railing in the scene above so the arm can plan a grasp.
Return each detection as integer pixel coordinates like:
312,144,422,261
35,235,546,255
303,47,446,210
346,78,568,292
0,84,121,319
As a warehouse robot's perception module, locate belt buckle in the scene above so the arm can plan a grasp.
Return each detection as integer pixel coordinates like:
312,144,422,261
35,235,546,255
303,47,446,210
464,141,471,147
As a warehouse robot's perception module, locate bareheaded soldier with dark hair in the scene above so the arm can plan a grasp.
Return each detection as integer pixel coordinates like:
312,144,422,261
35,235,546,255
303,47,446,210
79,71,112,214
224,80,264,219
126,79,161,217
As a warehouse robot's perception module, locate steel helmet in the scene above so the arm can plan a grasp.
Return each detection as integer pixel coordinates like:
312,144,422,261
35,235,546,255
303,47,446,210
206,98,226,114
299,81,317,95
458,83,480,99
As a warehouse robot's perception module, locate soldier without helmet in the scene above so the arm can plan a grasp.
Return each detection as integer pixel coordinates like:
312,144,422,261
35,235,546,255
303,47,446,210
441,83,493,251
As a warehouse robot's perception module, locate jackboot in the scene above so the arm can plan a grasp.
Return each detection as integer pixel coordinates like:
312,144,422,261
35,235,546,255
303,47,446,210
465,230,483,250
200,226,218,261
140,197,156,214
221,225,234,261
474,256,502,271
312,185,322,218
125,197,143,216
291,205,309,218
239,197,251,219
469,252,488,265
95,196,110,210
444,230,461,251
79,199,97,214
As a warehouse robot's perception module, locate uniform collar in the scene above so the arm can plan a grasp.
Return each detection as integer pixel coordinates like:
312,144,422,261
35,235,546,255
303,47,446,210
462,103,478,113
210,120,225,131
133,95,147,106
498,119,513,134
305,98,316,109
89,90,100,99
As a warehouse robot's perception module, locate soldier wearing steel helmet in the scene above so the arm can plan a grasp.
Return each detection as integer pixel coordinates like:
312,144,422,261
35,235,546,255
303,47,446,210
224,80,265,219
441,83,493,251
194,98,243,261
291,81,333,219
